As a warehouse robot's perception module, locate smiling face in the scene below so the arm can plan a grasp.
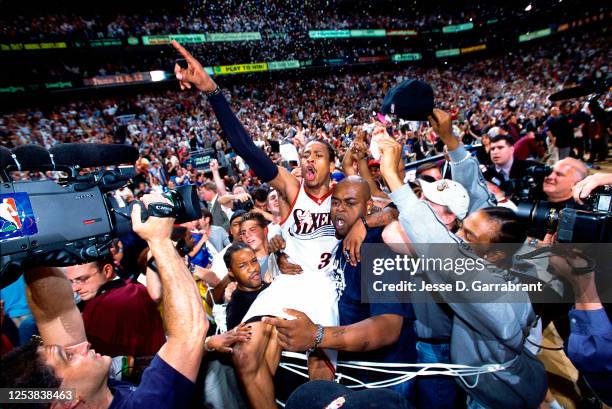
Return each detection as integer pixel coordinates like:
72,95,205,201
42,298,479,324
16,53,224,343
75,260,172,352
300,141,334,189
39,344,111,400
239,219,267,253
228,247,262,290
543,158,587,202
330,177,370,239
267,189,280,214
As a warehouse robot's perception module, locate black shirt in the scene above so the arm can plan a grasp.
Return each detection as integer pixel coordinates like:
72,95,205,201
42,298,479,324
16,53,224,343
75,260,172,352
226,283,270,329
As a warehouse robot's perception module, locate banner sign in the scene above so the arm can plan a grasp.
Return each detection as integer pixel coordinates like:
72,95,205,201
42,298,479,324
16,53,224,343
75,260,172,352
309,30,351,39
350,29,386,37
44,81,72,89
386,30,418,36
435,48,460,58
207,32,261,42
267,60,301,70
83,72,152,87
442,22,474,33
518,28,552,42
213,63,268,75
460,44,487,54
1,42,67,51
90,39,122,47
391,53,422,62
185,149,217,170
142,34,206,45
358,55,389,63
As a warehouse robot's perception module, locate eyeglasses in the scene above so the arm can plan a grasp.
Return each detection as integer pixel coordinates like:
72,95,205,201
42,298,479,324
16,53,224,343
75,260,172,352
69,273,95,286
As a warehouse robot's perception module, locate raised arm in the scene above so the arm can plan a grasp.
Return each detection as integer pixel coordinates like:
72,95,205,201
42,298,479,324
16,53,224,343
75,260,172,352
209,159,227,196
429,109,496,213
24,267,87,348
172,41,299,202
131,195,208,382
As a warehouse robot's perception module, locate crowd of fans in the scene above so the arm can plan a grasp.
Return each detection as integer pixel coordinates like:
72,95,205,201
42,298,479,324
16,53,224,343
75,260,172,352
0,0,575,42
0,20,610,409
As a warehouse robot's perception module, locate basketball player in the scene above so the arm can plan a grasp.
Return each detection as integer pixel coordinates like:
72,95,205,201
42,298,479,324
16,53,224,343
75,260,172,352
172,41,397,409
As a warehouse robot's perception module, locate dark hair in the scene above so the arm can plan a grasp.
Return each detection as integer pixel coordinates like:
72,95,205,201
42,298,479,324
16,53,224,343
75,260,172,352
480,206,527,266
304,139,336,163
252,187,269,203
230,209,247,225
415,162,440,176
490,134,514,146
240,211,269,228
171,226,188,242
223,242,252,270
93,256,115,275
200,208,213,223
0,340,61,409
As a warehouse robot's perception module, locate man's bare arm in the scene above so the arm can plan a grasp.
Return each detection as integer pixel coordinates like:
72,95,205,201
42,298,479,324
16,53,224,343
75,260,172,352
24,267,87,348
132,197,208,382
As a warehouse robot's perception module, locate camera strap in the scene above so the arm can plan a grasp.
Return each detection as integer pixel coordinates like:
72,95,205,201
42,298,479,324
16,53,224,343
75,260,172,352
147,202,179,219
515,246,596,275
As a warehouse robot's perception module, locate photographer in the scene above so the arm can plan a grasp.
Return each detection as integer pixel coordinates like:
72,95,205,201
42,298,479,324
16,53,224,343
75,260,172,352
378,109,546,409
0,193,208,408
548,252,612,406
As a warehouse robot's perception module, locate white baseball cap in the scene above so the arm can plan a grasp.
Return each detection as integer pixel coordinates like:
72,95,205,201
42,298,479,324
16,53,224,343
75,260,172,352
417,178,470,220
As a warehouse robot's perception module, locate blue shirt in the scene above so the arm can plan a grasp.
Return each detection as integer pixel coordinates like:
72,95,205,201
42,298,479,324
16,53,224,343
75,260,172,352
109,355,195,409
334,227,417,365
0,275,31,318
188,233,212,268
567,308,612,405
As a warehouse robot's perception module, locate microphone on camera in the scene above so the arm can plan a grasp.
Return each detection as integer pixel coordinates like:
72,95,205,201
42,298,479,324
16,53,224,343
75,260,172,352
11,145,56,171
49,143,139,168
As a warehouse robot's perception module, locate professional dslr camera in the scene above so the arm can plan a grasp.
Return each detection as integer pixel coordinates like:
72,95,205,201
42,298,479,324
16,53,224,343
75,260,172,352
1,143,202,288
503,164,551,202
516,185,612,243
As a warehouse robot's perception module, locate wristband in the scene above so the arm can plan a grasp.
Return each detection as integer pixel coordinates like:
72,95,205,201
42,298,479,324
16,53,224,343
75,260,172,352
360,216,369,230
206,85,221,98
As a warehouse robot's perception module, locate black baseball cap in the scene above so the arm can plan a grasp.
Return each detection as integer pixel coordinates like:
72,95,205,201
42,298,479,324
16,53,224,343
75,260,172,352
380,79,434,121
285,381,413,409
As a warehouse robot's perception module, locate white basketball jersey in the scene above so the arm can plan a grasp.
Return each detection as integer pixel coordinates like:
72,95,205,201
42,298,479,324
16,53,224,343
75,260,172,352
281,182,339,274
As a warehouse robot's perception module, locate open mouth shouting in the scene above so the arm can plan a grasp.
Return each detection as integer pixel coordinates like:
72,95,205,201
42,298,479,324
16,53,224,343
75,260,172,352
305,165,316,182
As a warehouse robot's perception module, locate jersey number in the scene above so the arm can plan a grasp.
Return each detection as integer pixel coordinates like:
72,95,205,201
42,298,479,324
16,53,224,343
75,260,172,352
318,252,332,269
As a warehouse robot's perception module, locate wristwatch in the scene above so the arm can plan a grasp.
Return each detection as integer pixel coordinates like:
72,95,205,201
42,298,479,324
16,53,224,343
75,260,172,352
308,324,325,353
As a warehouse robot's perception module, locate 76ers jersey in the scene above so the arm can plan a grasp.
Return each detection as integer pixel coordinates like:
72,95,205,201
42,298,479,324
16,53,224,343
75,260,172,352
281,182,339,274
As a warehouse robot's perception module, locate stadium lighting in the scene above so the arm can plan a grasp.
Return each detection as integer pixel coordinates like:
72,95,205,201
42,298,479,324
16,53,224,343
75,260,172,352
525,4,532,11
150,70,166,82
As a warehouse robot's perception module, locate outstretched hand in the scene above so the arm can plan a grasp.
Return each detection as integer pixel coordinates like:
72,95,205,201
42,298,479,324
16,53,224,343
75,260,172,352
172,40,217,92
428,109,459,151
262,309,318,352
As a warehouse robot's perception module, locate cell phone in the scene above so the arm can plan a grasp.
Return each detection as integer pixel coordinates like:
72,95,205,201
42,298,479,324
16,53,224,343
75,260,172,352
175,58,188,70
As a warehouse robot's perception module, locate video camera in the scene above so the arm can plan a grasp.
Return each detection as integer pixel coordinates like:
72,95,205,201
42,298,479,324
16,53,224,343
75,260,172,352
0,143,202,288
516,185,612,243
503,164,551,202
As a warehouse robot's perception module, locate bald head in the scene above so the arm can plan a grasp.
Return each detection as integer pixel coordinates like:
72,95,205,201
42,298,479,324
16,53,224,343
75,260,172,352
543,158,588,202
336,175,371,201
331,176,371,238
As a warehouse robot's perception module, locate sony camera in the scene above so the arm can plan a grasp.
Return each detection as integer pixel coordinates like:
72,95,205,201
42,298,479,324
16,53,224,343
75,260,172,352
0,143,202,288
515,185,612,243
503,164,551,202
